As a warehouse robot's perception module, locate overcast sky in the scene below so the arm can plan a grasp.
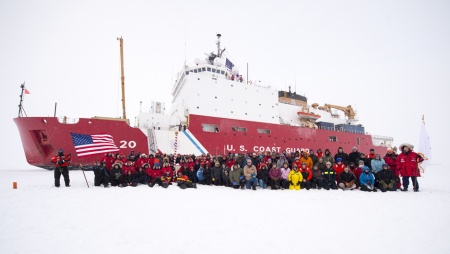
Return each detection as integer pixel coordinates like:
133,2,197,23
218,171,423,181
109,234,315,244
1,0,448,169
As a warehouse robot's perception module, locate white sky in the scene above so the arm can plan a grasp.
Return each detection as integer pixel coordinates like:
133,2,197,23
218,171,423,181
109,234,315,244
1,0,448,169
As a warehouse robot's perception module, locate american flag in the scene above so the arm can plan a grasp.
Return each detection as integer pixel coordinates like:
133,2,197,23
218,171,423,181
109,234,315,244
70,132,119,157
225,58,234,71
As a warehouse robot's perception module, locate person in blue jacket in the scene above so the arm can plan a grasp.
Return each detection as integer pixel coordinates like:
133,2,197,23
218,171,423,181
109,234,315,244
359,167,377,192
196,164,205,185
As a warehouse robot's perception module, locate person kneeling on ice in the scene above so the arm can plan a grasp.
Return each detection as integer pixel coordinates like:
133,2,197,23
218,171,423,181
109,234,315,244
322,162,338,190
288,164,303,190
269,163,282,190
257,163,270,189
359,167,377,192
311,164,323,189
110,163,124,187
196,164,205,185
243,159,258,190
135,164,149,185
161,162,173,185
176,172,197,189
338,165,357,190
123,169,136,187
148,164,168,188
299,162,312,190
229,163,244,189
280,162,291,189
376,164,397,192
93,162,110,188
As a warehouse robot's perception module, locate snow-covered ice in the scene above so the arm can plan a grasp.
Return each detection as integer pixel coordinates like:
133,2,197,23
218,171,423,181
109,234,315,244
1,165,449,254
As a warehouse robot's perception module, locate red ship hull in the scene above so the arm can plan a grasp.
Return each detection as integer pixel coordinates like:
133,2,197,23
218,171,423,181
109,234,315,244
14,117,148,169
15,114,387,169
187,114,385,156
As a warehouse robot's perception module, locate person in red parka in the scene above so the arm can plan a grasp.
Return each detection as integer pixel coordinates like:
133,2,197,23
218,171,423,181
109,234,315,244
396,143,423,192
148,163,168,188
100,152,115,172
136,154,150,170
299,162,312,190
161,162,174,185
383,147,400,189
122,161,136,175
333,158,346,181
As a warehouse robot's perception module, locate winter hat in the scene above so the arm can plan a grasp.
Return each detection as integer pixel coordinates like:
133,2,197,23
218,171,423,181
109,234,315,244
261,163,267,168
336,158,342,163
154,163,161,168
358,160,364,165
302,162,306,165
295,157,299,160
352,146,357,151
400,143,414,150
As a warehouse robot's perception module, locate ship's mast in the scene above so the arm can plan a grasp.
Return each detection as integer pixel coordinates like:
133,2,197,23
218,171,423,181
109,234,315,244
216,34,225,58
117,36,127,120
18,82,26,117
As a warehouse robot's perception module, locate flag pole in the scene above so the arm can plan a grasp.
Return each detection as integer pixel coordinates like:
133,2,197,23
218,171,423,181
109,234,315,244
80,164,90,188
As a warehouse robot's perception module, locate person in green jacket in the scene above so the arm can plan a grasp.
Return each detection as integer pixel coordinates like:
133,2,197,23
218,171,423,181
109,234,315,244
229,163,244,189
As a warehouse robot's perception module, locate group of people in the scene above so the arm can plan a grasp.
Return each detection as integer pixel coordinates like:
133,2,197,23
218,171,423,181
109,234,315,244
52,143,424,192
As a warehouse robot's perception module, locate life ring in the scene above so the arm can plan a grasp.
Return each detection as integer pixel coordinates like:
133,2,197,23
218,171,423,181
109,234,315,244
248,80,253,85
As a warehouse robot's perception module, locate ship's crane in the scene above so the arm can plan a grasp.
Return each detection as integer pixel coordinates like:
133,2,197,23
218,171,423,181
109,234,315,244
324,104,356,120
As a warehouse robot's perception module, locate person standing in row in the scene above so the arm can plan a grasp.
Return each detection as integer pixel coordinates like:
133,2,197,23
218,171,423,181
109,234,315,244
397,143,423,192
52,148,71,187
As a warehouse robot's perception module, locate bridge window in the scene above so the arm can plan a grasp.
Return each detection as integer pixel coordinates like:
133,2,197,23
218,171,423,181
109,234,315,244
207,67,211,72
257,129,271,134
202,124,219,133
357,138,360,145
329,136,337,142
232,126,247,132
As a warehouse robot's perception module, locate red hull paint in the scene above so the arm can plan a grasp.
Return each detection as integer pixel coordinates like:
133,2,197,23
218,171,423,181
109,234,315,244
188,114,385,156
14,117,148,169
15,114,387,169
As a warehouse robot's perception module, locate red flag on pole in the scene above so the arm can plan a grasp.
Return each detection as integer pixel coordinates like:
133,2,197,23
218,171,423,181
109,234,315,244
24,88,30,94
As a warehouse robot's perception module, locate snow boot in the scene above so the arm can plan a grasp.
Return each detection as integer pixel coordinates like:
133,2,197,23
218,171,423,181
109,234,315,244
401,188,408,192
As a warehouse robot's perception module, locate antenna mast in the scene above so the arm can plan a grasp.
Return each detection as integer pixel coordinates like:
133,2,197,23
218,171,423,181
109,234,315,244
117,36,127,120
18,82,27,117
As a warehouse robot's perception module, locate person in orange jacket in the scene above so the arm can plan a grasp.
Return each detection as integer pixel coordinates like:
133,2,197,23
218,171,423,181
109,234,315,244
299,151,313,169
51,148,71,187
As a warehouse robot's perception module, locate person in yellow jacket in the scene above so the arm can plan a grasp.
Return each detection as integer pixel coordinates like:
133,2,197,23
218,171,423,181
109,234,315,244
288,164,303,190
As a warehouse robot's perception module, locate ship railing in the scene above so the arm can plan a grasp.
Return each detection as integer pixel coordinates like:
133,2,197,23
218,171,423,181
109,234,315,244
317,125,365,134
372,135,394,141
57,117,79,124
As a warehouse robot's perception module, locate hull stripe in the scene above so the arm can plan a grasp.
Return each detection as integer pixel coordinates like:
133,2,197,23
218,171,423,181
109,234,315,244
183,130,206,154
